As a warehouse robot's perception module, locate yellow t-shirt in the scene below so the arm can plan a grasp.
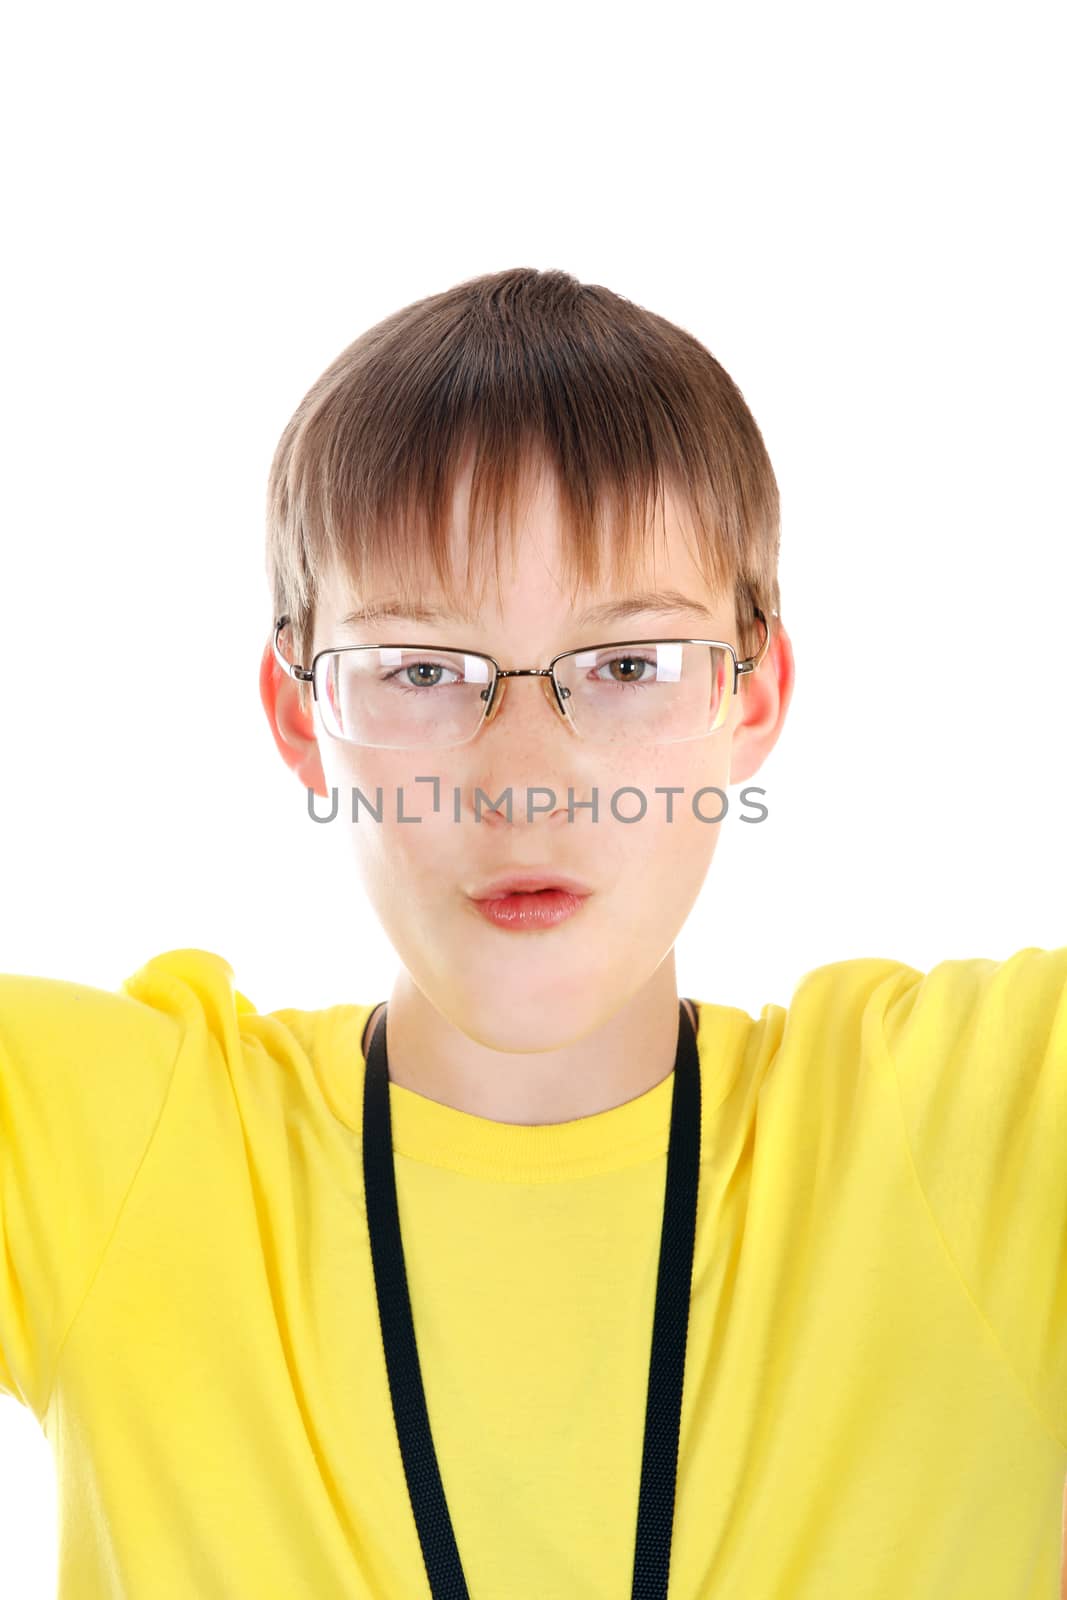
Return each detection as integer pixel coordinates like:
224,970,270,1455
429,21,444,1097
1,945,1065,1597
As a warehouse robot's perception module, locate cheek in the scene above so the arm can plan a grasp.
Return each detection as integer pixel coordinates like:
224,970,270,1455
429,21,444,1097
620,739,730,817
622,744,729,874
320,745,446,811
322,747,462,879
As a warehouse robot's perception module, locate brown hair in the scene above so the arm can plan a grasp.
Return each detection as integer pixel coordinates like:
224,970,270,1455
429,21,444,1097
266,267,781,710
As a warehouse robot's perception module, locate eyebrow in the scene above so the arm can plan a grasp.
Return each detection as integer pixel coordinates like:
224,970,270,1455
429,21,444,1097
338,589,717,629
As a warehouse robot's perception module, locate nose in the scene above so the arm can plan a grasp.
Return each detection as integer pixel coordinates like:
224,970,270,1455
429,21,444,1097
465,670,586,831
479,668,572,732
481,669,572,730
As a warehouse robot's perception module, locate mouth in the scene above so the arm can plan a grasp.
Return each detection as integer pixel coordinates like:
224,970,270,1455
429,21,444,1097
467,871,593,931
469,870,593,900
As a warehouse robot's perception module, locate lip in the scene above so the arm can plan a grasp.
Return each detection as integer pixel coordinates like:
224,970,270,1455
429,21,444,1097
469,869,593,900
467,886,590,931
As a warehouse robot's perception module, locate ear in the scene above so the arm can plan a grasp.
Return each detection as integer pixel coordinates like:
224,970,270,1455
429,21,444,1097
725,616,796,786
259,635,329,800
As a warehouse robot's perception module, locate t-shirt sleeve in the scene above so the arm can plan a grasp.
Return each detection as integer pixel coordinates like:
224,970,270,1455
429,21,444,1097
880,943,1067,1449
0,967,186,1421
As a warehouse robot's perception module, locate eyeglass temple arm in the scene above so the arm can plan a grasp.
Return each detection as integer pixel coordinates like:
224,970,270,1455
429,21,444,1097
273,616,314,683
736,606,777,677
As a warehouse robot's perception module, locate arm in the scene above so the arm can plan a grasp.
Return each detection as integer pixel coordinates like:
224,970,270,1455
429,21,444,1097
0,970,183,1419
881,943,1067,1451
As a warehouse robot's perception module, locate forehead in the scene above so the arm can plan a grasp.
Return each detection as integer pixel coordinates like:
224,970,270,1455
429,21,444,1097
320,468,728,630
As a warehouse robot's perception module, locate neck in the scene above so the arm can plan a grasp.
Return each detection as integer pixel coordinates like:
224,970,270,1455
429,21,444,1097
361,960,692,1126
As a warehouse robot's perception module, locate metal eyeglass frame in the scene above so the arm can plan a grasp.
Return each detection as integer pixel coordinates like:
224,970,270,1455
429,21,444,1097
272,605,776,748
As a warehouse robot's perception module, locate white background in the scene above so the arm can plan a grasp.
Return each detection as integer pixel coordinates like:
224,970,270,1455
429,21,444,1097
1,1,1064,1588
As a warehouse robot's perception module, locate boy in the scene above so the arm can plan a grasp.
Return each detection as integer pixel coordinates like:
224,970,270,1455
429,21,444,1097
2,266,1064,1598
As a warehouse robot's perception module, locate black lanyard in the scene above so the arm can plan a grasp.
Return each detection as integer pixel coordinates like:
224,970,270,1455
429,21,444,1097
362,999,702,1599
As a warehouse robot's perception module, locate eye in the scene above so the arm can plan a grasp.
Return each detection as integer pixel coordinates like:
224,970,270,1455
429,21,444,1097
591,651,656,685
381,658,464,690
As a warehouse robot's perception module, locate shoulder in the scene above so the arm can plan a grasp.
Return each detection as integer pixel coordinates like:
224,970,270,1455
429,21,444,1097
119,946,256,1026
757,942,1067,1066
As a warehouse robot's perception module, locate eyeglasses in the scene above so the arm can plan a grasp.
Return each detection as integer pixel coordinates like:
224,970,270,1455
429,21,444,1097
272,606,775,750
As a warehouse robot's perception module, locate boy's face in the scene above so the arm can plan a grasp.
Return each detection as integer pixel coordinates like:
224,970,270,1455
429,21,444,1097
263,460,793,1045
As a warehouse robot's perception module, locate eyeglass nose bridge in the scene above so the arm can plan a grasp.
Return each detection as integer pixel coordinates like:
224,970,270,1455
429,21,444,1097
481,666,574,730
